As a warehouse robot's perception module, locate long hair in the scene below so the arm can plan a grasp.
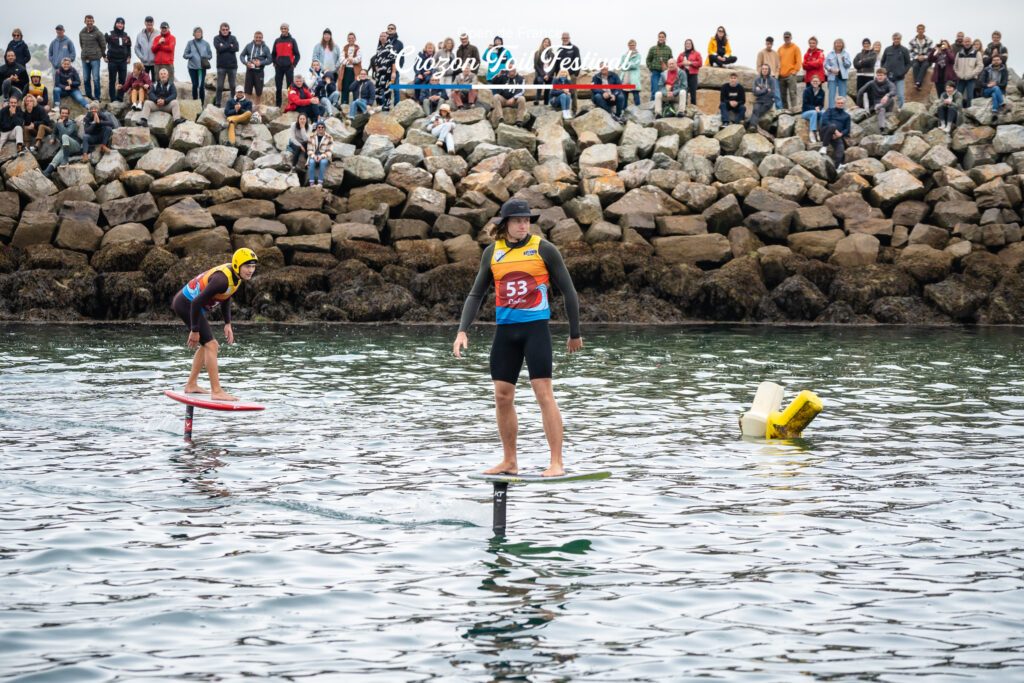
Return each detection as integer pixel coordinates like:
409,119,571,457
716,26,728,46
321,30,335,50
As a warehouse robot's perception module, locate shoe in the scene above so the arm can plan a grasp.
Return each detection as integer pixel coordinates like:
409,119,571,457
562,110,572,120
139,118,148,126
819,146,827,155
173,118,186,125
837,164,846,173
29,146,36,154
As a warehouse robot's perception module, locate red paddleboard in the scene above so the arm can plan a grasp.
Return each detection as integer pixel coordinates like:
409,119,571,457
164,390,265,411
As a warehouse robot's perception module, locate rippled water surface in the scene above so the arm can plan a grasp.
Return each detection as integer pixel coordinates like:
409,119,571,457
2,323,1023,681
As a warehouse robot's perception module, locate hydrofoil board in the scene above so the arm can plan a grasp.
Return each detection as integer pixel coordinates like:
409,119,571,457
165,390,265,412
468,471,611,484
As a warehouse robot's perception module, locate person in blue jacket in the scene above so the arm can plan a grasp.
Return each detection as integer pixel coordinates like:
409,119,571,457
591,62,626,120
817,95,851,169
48,25,76,76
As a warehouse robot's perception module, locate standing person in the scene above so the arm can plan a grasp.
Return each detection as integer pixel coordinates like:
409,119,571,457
757,36,783,110
287,112,310,167
555,33,582,112
983,31,1006,68
312,29,340,80
7,29,30,66
284,74,320,121
426,102,456,152
928,40,957,93
385,23,405,105
880,33,911,107
824,38,852,108
981,53,1008,115
25,70,50,112
484,37,511,82
678,39,702,106
212,23,239,107
456,33,481,76
620,39,642,107
52,57,88,108
172,248,260,402
105,18,132,103
533,37,553,105
339,33,362,103
436,37,455,86
42,106,81,177
936,81,962,132
152,22,176,83
719,71,746,124
646,31,672,102
654,59,685,118
370,32,397,111
909,24,933,91
22,94,50,153
550,69,573,119
491,65,527,127
453,198,582,479
591,62,626,121
778,31,801,111
451,65,477,110
48,25,77,78
857,68,897,130
224,86,252,144
817,95,850,170
80,100,117,162
0,51,28,100
971,38,986,99
79,14,105,101
135,17,157,80
346,68,375,118
854,38,878,99
306,120,332,187
241,31,271,100
748,63,775,133
707,26,736,67
0,96,26,156
802,37,826,95
954,36,983,107
272,24,300,108
139,68,186,126
121,62,152,110
801,75,825,143
183,28,213,105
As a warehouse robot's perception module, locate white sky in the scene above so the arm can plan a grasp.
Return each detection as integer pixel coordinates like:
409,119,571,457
6,0,1020,73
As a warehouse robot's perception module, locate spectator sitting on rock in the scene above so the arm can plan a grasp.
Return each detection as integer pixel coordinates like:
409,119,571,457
25,70,50,113
0,50,29,100
81,100,117,163
421,73,448,117
591,62,626,122
224,85,252,145
53,57,89,109
315,70,338,116
347,67,376,118
748,62,776,135
551,69,573,119
0,96,26,157
288,112,310,167
491,65,527,127
22,94,50,154
857,67,897,131
306,120,332,187
451,65,477,110
121,62,152,110
983,31,1006,68
936,80,962,132
654,59,685,118
426,102,456,153
707,26,736,67
981,53,1009,116
801,74,825,143
908,24,933,90
719,70,745,124
285,73,321,122
818,95,850,170
43,106,81,176
140,67,186,126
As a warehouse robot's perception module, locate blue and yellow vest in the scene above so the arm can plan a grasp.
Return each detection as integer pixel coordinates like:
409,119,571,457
491,234,550,325
181,264,240,312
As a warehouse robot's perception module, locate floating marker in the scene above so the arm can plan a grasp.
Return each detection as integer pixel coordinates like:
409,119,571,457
740,381,822,439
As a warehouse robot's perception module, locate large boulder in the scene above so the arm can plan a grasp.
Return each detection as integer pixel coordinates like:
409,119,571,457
714,155,760,183
186,145,239,169
363,112,405,144
869,168,926,208
402,187,447,223
150,171,211,195
452,120,496,154
829,233,880,267
167,226,232,256
279,210,333,236
992,124,1024,154
788,229,845,260
169,120,215,152
342,155,387,185
240,168,300,198
695,255,767,320
570,108,624,144
770,274,829,320
702,194,745,234
348,183,407,212
55,163,97,190
8,170,58,201
605,186,684,220
94,150,130,184
54,220,103,253
102,193,159,227
923,275,987,322
10,212,58,248
208,198,277,222
896,244,954,283
233,217,287,236
101,223,152,246
652,233,732,268
155,197,216,236
579,143,619,171
136,148,187,178
829,264,918,312
110,126,155,162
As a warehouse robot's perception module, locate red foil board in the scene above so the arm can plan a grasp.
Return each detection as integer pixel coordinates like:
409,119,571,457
164,390,265,411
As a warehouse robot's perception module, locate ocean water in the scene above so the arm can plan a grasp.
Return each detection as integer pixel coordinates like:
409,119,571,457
2,323,1023,681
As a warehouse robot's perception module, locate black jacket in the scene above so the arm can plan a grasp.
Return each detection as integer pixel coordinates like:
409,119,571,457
554,43,581,77
6,39,31,66
214,33,240,70
0,61,28,88
493,72,525,99
981,65,1008,91
0,107,24,132
150,79,177,103
105,28,132,63
880,44,911,80
720,82,745,109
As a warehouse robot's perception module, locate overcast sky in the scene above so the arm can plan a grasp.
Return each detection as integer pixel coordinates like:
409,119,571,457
7,0,1019,73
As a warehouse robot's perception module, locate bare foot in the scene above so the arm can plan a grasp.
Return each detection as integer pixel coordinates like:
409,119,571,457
210,390,238,402
484,461,518,475
542,465,565,477
184,384,210,394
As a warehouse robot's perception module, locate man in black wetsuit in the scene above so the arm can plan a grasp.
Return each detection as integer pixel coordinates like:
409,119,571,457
171,248,258,401
453,199,582,477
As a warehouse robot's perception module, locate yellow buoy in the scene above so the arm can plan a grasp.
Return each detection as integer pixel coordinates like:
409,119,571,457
765,390,823,439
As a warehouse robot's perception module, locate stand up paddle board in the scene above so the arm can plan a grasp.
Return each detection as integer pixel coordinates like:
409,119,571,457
468,471,611,485
164,390,265,411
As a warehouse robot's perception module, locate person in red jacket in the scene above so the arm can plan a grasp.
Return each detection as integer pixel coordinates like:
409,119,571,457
802,36,826,87
152,21,176,82
272,23,301,107
677,39,702,105
285,73,321,121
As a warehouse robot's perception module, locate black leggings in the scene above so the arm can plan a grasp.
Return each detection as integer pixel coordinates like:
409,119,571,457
490,320,553,385
172,292,213,345
709,54,737,67
274,65,294,107
686,73,699,104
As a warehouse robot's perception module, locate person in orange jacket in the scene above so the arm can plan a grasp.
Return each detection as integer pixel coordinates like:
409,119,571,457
706,26,736,67
152,21,176,82
778,31,802,111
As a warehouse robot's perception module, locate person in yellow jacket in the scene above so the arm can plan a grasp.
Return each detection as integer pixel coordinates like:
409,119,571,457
171,248,259,401
707,26,737,67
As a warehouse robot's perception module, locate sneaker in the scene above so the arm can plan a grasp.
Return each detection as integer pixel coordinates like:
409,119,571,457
837,164,846,173
562,110,572,120
29,145,36,154
139,118,148,126
173,118,186,125
819,146,827,155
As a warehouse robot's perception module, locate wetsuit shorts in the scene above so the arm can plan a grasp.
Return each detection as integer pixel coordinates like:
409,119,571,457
172,292,214,346
489,320,552,385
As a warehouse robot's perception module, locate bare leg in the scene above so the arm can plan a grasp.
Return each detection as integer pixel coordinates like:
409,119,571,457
184,347,209,393
531,378,565,477
484,380,518,474
203,340,237,401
